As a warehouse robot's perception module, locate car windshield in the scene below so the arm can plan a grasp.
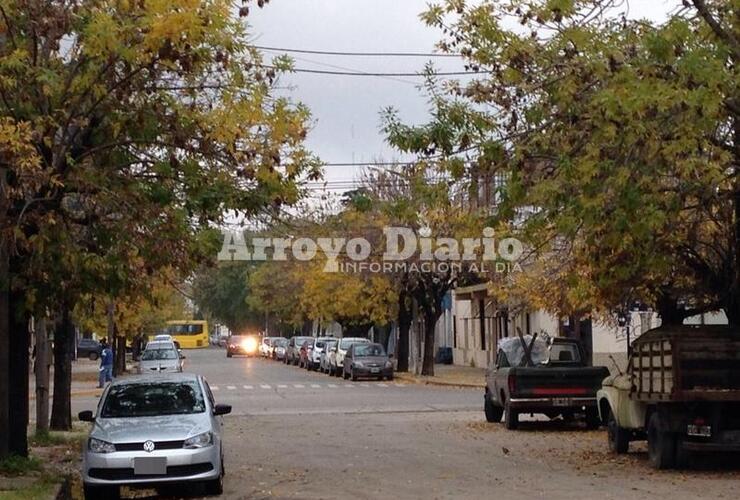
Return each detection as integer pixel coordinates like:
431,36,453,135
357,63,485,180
141,348,178,361
275,339,287,346
101,381,205,417
354,344,385,357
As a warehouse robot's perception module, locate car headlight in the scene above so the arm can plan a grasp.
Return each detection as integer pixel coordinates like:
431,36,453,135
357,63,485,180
354,361,364,367
183,431,213,449
89,437,116,454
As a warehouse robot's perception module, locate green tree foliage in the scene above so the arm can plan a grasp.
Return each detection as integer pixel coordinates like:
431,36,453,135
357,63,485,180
192,262,263,333
0,0,318,453
392,0,738,323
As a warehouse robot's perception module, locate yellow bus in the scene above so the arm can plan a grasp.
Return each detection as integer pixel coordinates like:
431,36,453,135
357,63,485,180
153,320,209,349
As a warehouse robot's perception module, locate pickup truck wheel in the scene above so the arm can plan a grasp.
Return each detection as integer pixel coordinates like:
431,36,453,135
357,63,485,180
504,401,519,430
648,412,676,469
607,408,629,454
484,396,504,423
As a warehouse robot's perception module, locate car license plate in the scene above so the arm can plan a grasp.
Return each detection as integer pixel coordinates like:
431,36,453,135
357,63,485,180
552,398,572,407
134,457,166,475
370,368,380,373
687,424,711,437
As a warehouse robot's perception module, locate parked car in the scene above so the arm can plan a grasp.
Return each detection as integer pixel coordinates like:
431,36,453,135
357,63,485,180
285,336,313,365
333,337,371,377
272,337,288,360
598,325,740,469
138,341,183,374
78,373,231,499
484,335,608,430
319,340,338,374
343,342,393,381
304,337,333,371
78,338,102,361
259,337,276,357
298,338,315,368
226,335,258,358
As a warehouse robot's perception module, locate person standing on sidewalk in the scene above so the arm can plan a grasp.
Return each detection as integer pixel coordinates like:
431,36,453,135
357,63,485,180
98,340,114,388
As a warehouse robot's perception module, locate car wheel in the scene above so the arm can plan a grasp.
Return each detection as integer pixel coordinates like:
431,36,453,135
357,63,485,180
585,407,600,430
484,395,504,423
88,352,98,361
226,352,232,358
343,369,349,380
84,484,119,500
504,400,518,430
204,459,225,495
387,374,394,381
648,412,676,469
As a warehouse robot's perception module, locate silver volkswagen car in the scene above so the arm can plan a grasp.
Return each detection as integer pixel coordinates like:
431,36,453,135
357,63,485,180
79,373,231,499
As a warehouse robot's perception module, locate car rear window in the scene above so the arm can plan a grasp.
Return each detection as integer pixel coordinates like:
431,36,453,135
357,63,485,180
101,381,205,417
354,344,385,357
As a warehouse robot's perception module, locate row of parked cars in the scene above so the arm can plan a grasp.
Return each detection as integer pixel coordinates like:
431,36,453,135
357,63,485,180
256,335,395,381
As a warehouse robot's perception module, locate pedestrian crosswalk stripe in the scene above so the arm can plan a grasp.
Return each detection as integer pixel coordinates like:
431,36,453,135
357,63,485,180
243,385,253,389
294,384,304,388
227,385,236,390
310,384,320,388
378,383,387,387
260,384,271,389
344,384,354,387
328,384,337,388
211,386,219,391
277,384,287,389
360,383,370,387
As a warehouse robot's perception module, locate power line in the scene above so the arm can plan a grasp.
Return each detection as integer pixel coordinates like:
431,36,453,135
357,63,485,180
256,45,462,58
264,65,488,77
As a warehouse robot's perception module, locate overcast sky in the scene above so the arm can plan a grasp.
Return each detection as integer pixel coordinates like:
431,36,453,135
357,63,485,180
248,1,678,198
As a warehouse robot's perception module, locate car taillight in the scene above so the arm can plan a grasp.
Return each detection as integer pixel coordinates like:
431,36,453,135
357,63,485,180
508,375,516,395
693,417,706,426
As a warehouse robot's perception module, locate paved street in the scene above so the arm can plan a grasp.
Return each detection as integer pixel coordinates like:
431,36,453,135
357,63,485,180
58,347,740,500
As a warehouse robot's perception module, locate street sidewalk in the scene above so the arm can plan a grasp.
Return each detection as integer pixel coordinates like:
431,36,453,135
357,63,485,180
29,357,132,399
394,364,486,389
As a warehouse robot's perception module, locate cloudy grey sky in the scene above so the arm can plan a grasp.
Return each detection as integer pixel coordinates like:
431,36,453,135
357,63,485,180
248,0,677,197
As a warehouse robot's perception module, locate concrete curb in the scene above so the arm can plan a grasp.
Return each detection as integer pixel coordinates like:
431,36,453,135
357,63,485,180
394,372,485,389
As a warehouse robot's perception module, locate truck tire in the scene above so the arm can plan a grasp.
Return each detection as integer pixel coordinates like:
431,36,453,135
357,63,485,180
504,401,518,430
648,412,676,469
607,408,629,454
484,396,504,423
88,352,98,361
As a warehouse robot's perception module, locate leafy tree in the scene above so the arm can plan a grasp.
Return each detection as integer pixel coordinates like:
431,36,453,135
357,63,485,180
0,0,318,456
390,0,738,326
192,262,263,333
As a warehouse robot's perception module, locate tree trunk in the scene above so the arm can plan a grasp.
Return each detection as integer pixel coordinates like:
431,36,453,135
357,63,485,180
421,309,442,376
656,292,689,326
0,236,9,459
35,317,50,433
8,288,29,456
50,306,73,431
396,292,412,372
115,335,126,376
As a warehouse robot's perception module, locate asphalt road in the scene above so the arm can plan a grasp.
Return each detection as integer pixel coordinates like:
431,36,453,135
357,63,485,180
66,347,740,500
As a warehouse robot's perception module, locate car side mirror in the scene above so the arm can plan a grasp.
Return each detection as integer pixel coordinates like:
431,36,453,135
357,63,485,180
213,404,232,416
78,410,95,422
